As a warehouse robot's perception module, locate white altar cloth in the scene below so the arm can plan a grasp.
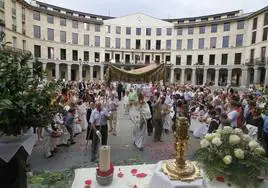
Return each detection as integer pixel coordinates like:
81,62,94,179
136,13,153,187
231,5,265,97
72,163,268,188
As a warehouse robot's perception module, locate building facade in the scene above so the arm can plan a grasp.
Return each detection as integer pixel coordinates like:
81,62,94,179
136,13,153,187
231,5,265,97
1,0,268,86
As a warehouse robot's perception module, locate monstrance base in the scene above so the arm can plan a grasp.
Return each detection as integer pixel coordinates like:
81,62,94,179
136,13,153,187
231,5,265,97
161,159,202,181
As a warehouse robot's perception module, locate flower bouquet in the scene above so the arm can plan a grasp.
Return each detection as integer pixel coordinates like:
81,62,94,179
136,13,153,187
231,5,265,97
194,126,268,188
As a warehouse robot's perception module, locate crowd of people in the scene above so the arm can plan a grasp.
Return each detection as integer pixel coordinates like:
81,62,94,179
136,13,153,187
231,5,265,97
36,80,268,161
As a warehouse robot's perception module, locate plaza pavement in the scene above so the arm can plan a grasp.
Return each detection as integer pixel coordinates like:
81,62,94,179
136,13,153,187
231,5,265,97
29,102,201,171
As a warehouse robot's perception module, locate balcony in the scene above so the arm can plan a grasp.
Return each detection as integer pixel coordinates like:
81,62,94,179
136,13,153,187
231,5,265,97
255,57,267,65
22,28,26,35
0,1,4,10
4,46,31,56
245,59,254,66
12,24,16,32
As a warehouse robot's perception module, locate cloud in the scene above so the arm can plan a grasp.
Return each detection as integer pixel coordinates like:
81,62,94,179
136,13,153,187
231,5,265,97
30,0,267,18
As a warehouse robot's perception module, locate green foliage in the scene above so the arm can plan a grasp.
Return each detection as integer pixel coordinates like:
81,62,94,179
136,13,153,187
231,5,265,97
27,168,75,188
0,47,60,135
194,128,268,188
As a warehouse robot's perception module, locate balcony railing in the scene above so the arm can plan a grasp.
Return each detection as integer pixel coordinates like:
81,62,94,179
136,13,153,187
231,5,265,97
12,24,16,32
0,1,4,9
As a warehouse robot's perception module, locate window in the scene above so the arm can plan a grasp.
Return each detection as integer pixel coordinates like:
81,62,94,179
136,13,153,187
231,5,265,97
237,20,244,30
263,27,268,41
155,55,160,64
250,49,255,61
136,28,141,35
177,28,183,35
60,18,66,26
156,40,161,50
33,11,40,21
84,23,89,31
95,36,100,47
126,39,131,49
261,46,266,61
210,37,216,48
47,47,54,59
115,54,120,63
264,12,268,26
156,28,162,36
84,34,89,46
95,52,100,62
34,45,41,58
221,54,228,65
47,14,54,24
234,53,242,64
223,23,230,31
116,26,121,34
252,31,256,44
95,25,100,32
105,25,111,33
126,27,131,35
199,26,205,34
115,38,120,48
166,40,171,50
72,50,78,61
105,53,110,62
209,54,215,65
12,37,17,48
47,28,54,41
186,55,192,65
60,31,66,43
211,24,217,33
72,33,78,44
145,55,150,64
105,37,110,48
72,20,78,29
166,28,172,36
146,28,151,36
236,34,243,47
253,17,258,30
176,39,182,50
188,27,194,35
146,40,151,50
198,38,205,49
222,36,229,48
22,40,26,50
60,49,66,60
165,55,170,63
33,25,41,38
187,39,193,50
136,39,141,49
198,55,203,64
84,51,89,61
176,55,181,65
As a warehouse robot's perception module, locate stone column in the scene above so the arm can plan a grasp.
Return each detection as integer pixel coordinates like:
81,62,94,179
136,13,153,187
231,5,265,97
79,65,83,81
55,63,60,80
170,68,174,83
203,68,208,85
241,68,248,87
42,63,47,71
90,65,94,81
181,68,185,84
227,68,232,85
100,65,104,81
253,67,259,85
265,67,268,86
67,64,71,81
191,68,196,85
215,68,219,86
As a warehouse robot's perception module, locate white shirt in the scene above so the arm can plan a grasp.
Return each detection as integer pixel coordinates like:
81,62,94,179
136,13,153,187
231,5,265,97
227,110,238,128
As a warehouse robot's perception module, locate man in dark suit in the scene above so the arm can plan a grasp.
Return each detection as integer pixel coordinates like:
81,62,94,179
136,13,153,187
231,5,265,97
147,96,154,136
117,82,123,101
86,102,95,141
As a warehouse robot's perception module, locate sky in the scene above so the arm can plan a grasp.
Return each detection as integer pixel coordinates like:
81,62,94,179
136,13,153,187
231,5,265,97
28,0,268,19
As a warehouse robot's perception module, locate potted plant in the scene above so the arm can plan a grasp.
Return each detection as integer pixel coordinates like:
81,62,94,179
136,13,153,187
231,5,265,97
194,126,268,188
0,46,60,188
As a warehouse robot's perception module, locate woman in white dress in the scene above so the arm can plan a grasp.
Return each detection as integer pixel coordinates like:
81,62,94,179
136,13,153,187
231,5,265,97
77,100,88,131
130,94,151,151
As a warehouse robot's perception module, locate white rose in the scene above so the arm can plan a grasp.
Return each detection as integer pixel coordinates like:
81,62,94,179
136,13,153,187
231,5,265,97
223,155,232,165
242,134,251,142
254,147,266,155
248,140,259,149
229,135,241,145
200,139,210,148
212,137,223,146
223,126,233,133
234,128,242,134
234,148,245,159
205,134,214,141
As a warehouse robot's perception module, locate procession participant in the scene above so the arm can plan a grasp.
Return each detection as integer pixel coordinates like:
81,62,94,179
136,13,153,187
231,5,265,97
77,99,88,131
147,96,154,136
106,94,118,136
86,102,95,147
131,94,151,151
152,93,164,142
163,97,173,134
117,82,123,101
263,109,268,157
227,100,239,128
123,90,130,114
207,110,220,133
90,102,110,162
63,107,76,145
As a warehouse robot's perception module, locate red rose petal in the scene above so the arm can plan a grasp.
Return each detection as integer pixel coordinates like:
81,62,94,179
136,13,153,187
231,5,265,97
84,185,90,188
85,179,92,185
131,169,138,175
136,173,147,178
133,185,137,188
216,176,225,182
117,172,124,178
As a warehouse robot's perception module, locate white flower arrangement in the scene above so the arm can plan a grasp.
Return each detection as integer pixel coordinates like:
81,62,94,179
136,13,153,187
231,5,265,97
194,126,268,187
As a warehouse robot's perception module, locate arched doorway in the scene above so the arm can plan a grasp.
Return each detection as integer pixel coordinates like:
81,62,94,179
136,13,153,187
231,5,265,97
59,63,67,81
231,68,242,86
207,69,215,85
46,62,56,80
219,69,228,86
71,64,79,81
248,68,254,84
185,68,192,84
196,68,203,85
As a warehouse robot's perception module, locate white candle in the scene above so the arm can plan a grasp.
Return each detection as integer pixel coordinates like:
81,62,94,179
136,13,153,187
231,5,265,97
99,145,110,172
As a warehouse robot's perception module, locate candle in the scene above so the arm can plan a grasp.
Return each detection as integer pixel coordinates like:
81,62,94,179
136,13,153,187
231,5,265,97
99,145,110,172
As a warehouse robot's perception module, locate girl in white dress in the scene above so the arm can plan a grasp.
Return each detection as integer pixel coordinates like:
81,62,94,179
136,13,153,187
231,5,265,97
77,100,88,131
123,91,129,114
